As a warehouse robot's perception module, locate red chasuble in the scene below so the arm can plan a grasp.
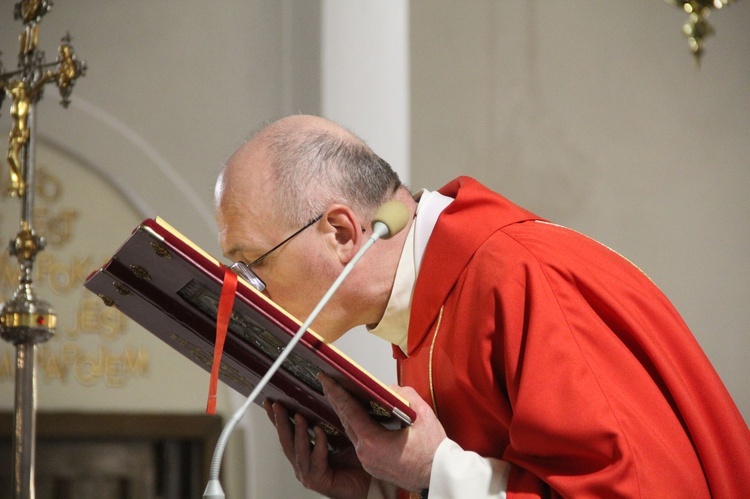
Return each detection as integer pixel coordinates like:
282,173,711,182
396,177,750,497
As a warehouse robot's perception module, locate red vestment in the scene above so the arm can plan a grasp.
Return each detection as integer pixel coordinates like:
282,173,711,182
396,177,750,497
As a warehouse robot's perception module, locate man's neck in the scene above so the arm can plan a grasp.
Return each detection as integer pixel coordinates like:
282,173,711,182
363,188,419,327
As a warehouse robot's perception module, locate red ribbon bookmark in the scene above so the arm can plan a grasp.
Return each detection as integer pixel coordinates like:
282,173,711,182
206,265,238,414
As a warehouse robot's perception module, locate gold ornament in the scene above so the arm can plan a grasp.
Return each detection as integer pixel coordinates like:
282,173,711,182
665,0,736,65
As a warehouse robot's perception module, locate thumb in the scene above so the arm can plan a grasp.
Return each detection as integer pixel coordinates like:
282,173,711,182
389,385,433,414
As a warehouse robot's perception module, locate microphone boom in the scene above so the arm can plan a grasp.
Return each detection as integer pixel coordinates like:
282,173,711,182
203,201,409,499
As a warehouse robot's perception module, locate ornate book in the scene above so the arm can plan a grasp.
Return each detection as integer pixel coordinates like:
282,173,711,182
84,217,414,451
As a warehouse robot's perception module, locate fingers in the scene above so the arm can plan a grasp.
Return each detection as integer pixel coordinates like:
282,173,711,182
263,399,276,425
293,413,313,476
268,401,325,481
390,385,438,422
264,399,371,497
320,373,380,446
320,382,446,492
270,402,297,465
390,384,425,405
309,426,331,477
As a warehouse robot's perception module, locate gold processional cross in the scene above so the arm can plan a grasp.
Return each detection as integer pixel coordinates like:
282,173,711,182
0,2,85,498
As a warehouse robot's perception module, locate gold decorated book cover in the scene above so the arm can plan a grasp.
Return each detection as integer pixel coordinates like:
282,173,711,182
84,218,414,451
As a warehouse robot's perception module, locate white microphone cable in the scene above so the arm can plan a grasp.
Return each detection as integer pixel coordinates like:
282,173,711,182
203,201,409,499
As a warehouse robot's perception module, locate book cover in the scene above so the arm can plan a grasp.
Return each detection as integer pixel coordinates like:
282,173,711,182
84,217,414,451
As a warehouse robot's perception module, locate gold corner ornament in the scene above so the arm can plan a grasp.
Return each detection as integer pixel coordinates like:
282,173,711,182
665,0,737,65
369,400,392,418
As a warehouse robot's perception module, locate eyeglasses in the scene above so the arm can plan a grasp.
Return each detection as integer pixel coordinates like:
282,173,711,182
229,214,323,292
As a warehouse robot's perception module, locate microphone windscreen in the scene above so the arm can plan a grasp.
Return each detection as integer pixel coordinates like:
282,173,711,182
371,201,410,239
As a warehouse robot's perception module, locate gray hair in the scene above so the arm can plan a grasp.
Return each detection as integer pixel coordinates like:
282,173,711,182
264,126,402,227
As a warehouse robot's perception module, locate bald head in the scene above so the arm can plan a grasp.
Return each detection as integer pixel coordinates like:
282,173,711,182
217,115,403,229
262,114,351,143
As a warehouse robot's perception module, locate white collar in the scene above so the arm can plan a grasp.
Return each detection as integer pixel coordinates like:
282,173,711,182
367,189,454,353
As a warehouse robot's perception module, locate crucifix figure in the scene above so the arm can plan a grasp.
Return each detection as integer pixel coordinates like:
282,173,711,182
0,0,85,197
2,77,48,197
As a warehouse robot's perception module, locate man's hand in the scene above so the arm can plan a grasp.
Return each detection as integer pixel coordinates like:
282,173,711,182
263,399,371,499
320,373,448,493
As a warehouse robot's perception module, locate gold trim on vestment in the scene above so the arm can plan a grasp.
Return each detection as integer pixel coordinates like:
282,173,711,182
428,306,444,417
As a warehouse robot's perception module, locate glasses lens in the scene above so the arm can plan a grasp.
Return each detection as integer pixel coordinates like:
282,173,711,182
229,261,266,292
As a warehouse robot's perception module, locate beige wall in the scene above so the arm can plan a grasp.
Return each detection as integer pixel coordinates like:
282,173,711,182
411,0,750,423
0,1,322,497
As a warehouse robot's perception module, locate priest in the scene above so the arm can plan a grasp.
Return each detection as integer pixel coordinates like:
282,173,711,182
214,114,750,498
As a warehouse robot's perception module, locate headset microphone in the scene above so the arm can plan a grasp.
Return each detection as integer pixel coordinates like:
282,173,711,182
204,201,410,499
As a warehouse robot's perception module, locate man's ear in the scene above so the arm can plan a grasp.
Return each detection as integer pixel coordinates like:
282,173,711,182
322,204,365,264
